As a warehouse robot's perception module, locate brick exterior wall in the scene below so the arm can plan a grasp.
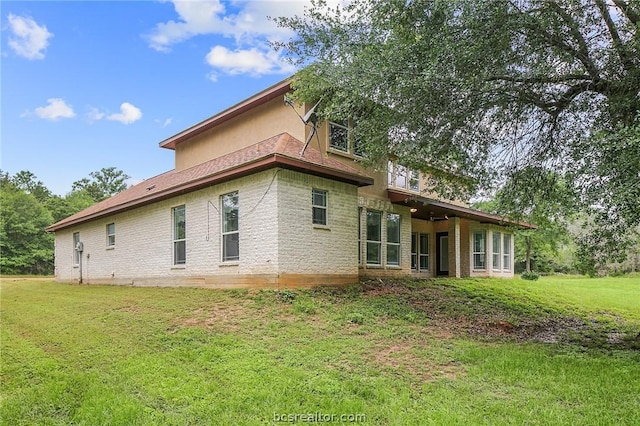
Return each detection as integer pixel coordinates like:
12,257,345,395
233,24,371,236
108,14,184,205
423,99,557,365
53,169,362,287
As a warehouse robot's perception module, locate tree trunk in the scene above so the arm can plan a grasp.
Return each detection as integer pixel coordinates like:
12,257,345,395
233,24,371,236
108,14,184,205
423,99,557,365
525,237,532,273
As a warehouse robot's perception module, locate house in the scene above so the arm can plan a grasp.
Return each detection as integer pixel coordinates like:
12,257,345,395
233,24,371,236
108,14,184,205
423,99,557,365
47,79,534,288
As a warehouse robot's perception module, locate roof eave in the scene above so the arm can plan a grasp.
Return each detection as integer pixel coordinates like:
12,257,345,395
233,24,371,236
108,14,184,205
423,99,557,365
47,154,373,232
159,79,292,150
387,189,537,229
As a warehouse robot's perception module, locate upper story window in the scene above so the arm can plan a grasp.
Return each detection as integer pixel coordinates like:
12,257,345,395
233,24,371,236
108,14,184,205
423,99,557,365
312,189,327,226
329,120,364,157
106,223,115,247
388,161,420,192
172,205,186,265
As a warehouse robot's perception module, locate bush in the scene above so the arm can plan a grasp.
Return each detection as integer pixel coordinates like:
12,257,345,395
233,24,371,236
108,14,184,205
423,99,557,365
521,271,540,281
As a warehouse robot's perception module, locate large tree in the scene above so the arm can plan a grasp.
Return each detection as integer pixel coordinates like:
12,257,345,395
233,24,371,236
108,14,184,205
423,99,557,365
71,167,130,203
275,0,640,265
0,176,54,275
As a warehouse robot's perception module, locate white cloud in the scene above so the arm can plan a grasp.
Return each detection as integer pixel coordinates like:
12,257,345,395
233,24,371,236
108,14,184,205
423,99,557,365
22,98,75,121
86,107,106,122
106,102,143,124
205,45,295,79
7,14,54,60
145,1,339,80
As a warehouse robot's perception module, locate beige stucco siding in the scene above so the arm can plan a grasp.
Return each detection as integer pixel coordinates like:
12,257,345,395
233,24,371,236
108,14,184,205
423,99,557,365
175,98,306,171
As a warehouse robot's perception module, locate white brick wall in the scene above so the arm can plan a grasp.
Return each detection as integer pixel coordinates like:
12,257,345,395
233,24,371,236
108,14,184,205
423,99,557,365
54,170,281,285
277,169,359,275
53,168,364,286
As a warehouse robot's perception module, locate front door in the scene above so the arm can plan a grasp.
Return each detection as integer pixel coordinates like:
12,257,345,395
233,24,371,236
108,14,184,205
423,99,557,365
436,232,449,276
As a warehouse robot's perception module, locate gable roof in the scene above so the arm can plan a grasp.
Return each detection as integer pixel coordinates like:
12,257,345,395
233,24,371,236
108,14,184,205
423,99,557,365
47,133,373,232
159,79,292,151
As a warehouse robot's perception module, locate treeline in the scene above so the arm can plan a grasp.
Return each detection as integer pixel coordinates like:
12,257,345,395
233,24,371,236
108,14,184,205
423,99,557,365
0,168,129,275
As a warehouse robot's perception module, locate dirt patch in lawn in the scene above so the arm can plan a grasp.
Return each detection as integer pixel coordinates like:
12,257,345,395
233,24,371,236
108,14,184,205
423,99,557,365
368,342,465,382
357,279,640,350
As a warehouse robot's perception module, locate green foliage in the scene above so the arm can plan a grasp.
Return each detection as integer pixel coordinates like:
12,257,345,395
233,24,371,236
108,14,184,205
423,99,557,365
275,0,640,267
0,167,128,275
71,167,130,202
276,288,298,303
0,182,54,274
521,271,540,281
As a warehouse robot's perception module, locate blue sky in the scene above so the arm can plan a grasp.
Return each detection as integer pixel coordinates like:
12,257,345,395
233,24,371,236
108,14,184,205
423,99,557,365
1,1,318,195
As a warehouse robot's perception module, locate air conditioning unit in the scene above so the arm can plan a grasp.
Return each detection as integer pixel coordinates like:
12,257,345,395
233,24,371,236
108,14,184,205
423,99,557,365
76,241,84,252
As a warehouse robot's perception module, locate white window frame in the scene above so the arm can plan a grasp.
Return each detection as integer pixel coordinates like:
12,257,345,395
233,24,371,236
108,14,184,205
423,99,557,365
172,205,186,265
503,234,512,271
473,230,486,270
419,233,430,271
366,210,382,265
329,121,349,153
73,232,80,266
386,213,401,266
221,192,239,262
312,189,328,226
388,161,420,192
106,223,115,248
358,207,363,265
492,231,501,270
411,232,418,270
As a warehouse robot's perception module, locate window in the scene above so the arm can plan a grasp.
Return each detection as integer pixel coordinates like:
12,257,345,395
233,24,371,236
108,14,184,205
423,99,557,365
329,120,362,156
358,207,362,264
366,210,382,264
388,161,420,192
503,234,512,270
395,166,407,189
312,189,327,225
73,232,80,265
409,170,420,192
492,232,501,270
419,233,429,271
106,223,115,247
473,230,486,270
411,233,418,270
172,205,186,265
386,213,401,266
221,192,239,261
329,121,349,152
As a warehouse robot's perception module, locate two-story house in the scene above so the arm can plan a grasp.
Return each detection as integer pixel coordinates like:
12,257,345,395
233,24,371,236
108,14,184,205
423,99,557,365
47,79,533,288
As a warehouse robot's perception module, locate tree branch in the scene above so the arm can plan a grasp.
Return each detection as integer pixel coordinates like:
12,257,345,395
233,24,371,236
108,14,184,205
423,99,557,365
548,2,601,80
612,0,640,25
594,0,634,73
486,74,592,84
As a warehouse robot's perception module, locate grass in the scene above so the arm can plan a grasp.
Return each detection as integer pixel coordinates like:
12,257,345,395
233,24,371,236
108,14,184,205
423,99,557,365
1,275,639,425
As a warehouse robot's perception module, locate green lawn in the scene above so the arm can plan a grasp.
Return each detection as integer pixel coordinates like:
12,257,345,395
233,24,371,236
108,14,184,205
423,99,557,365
1,276,639,425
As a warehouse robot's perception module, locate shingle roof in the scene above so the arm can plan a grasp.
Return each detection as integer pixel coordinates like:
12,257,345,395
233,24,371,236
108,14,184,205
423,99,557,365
47,133,373,232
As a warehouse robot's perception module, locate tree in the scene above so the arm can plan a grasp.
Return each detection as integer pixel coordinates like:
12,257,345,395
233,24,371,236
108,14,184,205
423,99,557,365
10,170,52,203
474,168,575,273
0,178,54,274
275,0,640,264
71,167,130,202
46,190,95,223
